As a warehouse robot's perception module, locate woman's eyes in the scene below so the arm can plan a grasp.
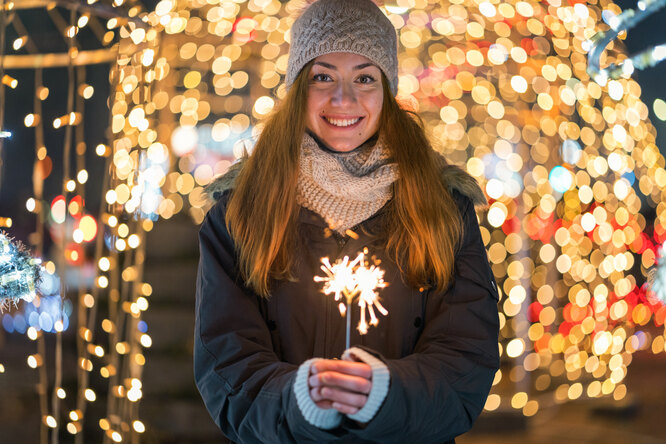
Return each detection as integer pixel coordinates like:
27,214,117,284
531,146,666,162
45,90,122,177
311,73,377,84
312,73,332,82
358,74,376,84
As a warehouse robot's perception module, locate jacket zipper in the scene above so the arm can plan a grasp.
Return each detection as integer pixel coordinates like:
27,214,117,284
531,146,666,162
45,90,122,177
332,231,348,257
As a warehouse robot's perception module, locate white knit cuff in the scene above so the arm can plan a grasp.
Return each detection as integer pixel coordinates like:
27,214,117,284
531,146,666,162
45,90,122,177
293,358,343,429
342,347,390,423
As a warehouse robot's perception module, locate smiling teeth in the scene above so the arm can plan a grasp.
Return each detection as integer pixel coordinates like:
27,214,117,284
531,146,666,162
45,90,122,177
325,117,360,127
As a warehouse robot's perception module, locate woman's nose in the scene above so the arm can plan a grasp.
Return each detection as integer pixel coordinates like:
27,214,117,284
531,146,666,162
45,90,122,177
331,80,357,105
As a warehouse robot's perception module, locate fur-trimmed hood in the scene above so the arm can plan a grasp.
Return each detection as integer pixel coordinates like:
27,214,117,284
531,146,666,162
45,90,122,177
204,158,487,208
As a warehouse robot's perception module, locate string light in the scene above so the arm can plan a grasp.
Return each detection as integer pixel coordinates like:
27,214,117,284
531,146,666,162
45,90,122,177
12,36,27,51
0,2,156,442
137,0,666,418
2,74,18,88
24,113,40,127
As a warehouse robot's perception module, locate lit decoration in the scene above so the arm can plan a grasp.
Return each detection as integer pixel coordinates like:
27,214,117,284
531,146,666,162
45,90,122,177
141,0,666,420
1,272,70,334
2,0,155,442
315,250,388,349
1,0,665,439
0,231,41,310
70,13,158,443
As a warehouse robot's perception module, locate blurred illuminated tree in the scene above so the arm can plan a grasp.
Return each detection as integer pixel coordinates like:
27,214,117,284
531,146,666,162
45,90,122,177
128,0,666,420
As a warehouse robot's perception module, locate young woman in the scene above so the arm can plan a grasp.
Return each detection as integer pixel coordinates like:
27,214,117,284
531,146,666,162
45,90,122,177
195,0,500,442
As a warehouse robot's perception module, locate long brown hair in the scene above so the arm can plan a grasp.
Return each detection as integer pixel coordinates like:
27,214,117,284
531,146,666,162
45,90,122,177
226,63,462,297
379,78,463,294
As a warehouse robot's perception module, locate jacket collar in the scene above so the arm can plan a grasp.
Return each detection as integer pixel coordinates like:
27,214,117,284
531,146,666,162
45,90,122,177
204,157,488,209
297,199,389,232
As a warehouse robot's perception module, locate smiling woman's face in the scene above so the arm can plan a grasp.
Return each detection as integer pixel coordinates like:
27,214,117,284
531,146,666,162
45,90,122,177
305,52,384,152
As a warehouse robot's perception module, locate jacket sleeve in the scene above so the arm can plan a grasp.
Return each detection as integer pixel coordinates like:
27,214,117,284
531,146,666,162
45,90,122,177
194,197,345,443
346,193,500,443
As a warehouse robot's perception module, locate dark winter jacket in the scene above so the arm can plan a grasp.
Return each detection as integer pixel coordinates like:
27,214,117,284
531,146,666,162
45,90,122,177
194,163,500,443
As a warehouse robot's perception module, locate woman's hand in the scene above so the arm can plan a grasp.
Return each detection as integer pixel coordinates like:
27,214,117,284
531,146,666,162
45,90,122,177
308,358,372,415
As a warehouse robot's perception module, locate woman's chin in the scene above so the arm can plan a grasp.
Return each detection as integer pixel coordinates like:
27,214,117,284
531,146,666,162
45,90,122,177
319,136,369,152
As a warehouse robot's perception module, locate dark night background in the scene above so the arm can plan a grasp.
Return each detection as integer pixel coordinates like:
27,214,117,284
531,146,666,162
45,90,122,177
0,1,665,443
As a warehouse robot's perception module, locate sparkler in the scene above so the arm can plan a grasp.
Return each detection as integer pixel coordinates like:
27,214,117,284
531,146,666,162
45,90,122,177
314,249,388,349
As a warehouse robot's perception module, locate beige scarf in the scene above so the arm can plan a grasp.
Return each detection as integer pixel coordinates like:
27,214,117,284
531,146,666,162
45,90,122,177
296,133,399,233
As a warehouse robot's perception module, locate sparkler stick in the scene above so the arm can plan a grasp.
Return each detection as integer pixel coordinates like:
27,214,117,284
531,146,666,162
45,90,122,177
314,250,388,349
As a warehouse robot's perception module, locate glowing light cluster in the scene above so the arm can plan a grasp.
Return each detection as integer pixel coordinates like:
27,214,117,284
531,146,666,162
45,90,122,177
9,1,155,441
5,295,72,334
7,0,665,439
137,0,666,419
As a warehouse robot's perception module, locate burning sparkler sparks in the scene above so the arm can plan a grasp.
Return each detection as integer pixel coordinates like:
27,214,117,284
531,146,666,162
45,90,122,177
314,249,388,348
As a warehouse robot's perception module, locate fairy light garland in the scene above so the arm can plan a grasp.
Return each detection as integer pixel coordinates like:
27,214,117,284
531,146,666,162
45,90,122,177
2,1,156,442
139,0,666,420
93,17,160,444
2,0,665,440
72,63,94,444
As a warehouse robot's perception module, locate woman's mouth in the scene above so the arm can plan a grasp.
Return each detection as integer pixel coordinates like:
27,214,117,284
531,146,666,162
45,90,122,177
322,116,364,128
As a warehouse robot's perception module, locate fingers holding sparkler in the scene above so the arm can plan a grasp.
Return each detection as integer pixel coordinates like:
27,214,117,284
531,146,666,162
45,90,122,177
308,359,373,414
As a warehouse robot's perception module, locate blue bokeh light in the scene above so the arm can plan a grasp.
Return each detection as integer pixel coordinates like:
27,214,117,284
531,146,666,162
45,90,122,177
39,312,54,332
28,311,39,328
13,313,26,334
549,166,573,193
38,272,60,296
634,331,647,349
2,314,14,333
2,294,69,334
622,171,636,186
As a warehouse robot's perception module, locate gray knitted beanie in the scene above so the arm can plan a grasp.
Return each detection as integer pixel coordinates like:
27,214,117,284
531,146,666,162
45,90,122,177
286,0,399,96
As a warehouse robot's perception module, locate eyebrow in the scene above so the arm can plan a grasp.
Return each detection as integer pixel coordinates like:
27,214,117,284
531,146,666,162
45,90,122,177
313,61,378,70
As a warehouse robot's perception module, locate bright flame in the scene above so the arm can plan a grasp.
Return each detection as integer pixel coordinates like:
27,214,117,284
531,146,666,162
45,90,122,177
314,251,388,334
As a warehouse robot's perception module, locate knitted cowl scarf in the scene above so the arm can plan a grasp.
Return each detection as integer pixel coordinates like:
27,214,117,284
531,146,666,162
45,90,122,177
296,132,399,234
